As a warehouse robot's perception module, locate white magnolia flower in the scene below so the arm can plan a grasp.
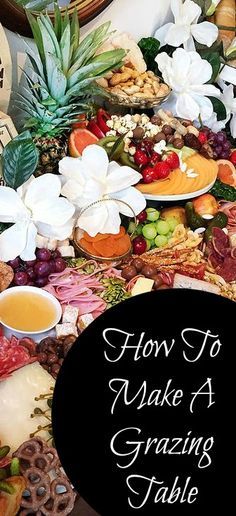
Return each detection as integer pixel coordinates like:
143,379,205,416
0,174,75,262
155,0,218,51
59,144,146,236
155,48,220,121
206,83,236,138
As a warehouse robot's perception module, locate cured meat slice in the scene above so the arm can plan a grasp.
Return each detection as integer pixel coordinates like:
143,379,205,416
0,336,36,380
212,227,230,257
208,252,223,270
217,256,236,282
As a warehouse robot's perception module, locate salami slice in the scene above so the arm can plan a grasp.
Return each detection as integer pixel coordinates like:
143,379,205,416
218,257,236,282
212,227,230,257
208,252,223,270
0,335,37,380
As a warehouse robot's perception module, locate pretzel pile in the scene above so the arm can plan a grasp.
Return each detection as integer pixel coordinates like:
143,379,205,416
13,437,76,515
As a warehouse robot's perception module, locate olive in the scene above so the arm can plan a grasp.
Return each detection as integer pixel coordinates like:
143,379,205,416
151,274,164,290
162,125,173,136
121,265,137,281
141,264,157,278
132,257,144,272
47,353,58,365
150,115,162,125
157,284,170,290
133,127,145,140
173,138,184,149
154,132,166,143
37,352,47,364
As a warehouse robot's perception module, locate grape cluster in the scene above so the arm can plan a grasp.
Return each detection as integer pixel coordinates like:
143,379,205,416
8,248,66,287
202,128,231,160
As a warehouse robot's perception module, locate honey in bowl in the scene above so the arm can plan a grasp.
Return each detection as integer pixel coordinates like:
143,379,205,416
0,290,58,332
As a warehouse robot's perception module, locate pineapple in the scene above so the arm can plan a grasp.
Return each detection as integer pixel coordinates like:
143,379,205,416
17,4,125,175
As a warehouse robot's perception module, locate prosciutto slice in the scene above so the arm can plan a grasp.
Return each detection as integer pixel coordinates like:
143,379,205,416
219,202,236,236
0,335,36,380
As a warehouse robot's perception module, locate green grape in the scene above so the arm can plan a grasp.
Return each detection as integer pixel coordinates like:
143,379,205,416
145,239,152,251
166,217,178,231
156,220,170,235
150,239,156,248
146,207,160,222
155,234,168,247
166,231,173,240
128,221,136,234
136,224,143,236
142,223,157,240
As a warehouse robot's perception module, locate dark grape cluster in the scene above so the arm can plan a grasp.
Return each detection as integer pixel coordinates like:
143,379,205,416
202,128,231,160
8,248,66,287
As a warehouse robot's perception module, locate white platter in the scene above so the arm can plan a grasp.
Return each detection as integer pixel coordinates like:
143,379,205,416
143,179,216,202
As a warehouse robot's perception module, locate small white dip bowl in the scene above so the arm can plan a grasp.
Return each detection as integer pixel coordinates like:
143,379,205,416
0,286,62,342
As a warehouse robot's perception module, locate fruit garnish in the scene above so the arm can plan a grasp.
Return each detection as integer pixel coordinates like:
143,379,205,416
149,151,161,166
163,151,180,170
230,150,236,166
153,161,171,180
96,108,111,135
217,159,236,186
198,131,208,144
87,119,105,139
142,166,156,183
69,128,99,157
134,149,149,167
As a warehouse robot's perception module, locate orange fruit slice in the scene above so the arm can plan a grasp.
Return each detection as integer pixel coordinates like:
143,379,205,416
69,128,99,157
217,159,236,187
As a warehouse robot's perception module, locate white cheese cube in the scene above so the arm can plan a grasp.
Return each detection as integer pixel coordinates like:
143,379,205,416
56,323,78,338
59,245,75,257
78,314,94,331
131,278,154,296
62,305,79,325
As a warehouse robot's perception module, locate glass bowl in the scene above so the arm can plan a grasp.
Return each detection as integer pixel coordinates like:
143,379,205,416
104,85,171,109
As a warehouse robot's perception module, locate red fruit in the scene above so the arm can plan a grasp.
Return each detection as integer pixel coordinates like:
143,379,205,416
132,236,147,255
137,210,147,223
149,151,161,166
153,161,171,180
230,150,236,166
142,166,156,184
134,149,149,167
163,151,180,170
198,131,208,144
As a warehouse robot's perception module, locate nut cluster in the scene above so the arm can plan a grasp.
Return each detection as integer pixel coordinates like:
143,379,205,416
99,66,170,99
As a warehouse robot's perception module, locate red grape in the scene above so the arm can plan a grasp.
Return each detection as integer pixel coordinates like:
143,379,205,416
220,150,230,159
26,267,36,281
54,258,66,273
137,210,147,223
35,277,49,287
8,257,21,269
34,261,51,277
36,248,51,261
25,259,37,267
14,271,29,286
52,249,61,259
132,236,147,255
48,260,56,274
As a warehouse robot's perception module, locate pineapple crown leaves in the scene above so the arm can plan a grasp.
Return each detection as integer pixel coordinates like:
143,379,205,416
22,7,125,136
15,0,53,11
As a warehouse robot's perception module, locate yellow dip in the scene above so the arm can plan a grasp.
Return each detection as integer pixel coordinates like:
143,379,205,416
0,291,57,332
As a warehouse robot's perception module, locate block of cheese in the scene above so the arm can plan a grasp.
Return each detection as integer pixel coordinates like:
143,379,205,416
131,277,154,296
78,313,94,331
59,245,75,257
56,323,78,338
62,305,79,325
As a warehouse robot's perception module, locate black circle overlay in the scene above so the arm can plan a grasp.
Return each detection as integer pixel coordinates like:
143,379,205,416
52,289,235,515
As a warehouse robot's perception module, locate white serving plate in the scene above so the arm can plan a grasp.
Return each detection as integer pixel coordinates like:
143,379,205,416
143,179,216,202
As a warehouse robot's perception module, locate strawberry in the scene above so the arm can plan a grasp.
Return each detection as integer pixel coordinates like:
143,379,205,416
142,166,156,184
198,131,208,144
230,150,236,166
163,151,179,170
153,162,171,180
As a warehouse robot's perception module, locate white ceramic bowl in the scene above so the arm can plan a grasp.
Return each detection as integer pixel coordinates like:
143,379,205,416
0,286,62,342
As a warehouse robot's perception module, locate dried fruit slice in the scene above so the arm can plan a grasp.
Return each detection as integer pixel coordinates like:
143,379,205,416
83,231,108,243
92,239,115,258
217,159,236,187
79,238,96,255
69,128,99,157
114,234,131,256
113,226,126,239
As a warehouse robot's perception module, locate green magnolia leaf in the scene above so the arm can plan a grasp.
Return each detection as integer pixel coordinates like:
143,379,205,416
2,131,39,190
138,37,160,71
226,50,236,61
202,52,221,83
208,97,227,121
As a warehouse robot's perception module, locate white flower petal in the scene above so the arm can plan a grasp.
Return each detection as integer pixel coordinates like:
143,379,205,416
171,0,182,20
183,35,196,51
112,187,146,217
59,156,87,182
33,197,75,226
20,222,37,261
192,94,214,121
219,64,236,86
99,201,121,234
77,204,109,237
36,218,75,240
165,23,191,47
204,112,226,132
230,113,236,138
61,179,85,203
188,58,213,85
0,187,27,223
191,83,220,97
176,92,200,120
106,162,142,194
191,21,218,47
24,174,61,210
0,222,28,262
182,0,201,24
154,23,174,47
82,144,109,181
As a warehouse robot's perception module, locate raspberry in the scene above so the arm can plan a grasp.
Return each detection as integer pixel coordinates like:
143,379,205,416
230,150,236,166
163,151,180,170
198,131,208,144
134,149,149,167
